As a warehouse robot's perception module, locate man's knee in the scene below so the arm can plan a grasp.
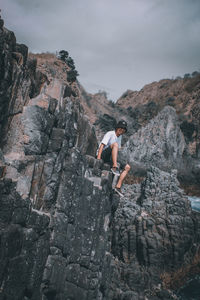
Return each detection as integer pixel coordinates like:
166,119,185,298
125,164,131,172
111,142,119,149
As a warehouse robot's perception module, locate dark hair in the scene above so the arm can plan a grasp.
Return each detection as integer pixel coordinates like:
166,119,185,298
115,120,127,132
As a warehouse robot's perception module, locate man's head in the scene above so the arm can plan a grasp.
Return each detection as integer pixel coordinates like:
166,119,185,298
115,120,128,135
115,120,127,132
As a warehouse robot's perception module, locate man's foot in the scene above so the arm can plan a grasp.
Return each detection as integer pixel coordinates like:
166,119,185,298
114,187,124,197
111,166,120,176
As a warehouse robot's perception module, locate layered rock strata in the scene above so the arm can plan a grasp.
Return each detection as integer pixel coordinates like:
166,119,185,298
107,167,200,299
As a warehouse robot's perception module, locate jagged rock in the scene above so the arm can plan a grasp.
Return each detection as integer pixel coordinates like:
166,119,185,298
16,43,28,65
0,21,45,146
120,106,186,172
0,17,4,28
119,105,200,192
116,76,200,179
0,20,115,299
94,113,117,132
0,178,50,300
22,105,55,155
106,167,200,299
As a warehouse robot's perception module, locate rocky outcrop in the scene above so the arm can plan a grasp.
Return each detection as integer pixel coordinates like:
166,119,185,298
115,76,200,197
0,54,111,298
0,152,115,299
1,18,112,300
76,85,125,143
120,106,186,171
119,105,200,196
1,17,200,300
116,75,200,160
77,71,200,196
0,177,50,300
0,19,48,146
107,167,200,299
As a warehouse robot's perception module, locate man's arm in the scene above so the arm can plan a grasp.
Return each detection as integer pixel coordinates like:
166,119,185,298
97,143,105,159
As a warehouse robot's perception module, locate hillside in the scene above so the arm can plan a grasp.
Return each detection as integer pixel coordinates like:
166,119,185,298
117,75,200,158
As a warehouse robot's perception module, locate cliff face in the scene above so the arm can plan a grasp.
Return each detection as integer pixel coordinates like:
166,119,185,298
77,70,200,195
116,76,200,159
0,18,200,300
119,105,200,191
0,20,110,300
0,19,50,147
107,167,200,299
79,75,200,195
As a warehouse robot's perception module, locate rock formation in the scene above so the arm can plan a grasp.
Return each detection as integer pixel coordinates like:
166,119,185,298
0,16,200,300
116,75,200,169
104,167,200,299
118,106,187,172
78,68,200,196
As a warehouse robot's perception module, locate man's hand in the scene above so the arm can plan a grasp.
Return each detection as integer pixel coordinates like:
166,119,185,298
97,143,104,160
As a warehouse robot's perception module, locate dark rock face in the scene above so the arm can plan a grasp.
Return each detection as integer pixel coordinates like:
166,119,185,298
0,23,45,147
1,17,200,300
107,167,200,299
0,80,111,299
0,178,50,300
0,153,114,299
39,151,114,299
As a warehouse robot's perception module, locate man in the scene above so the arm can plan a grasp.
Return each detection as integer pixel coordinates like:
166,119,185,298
96,120,131,196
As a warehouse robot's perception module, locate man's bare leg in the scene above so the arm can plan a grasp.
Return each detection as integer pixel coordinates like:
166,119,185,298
116,164,131,189
110,142,119,168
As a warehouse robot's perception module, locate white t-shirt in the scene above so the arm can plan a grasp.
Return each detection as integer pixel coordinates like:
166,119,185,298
99,130,122,151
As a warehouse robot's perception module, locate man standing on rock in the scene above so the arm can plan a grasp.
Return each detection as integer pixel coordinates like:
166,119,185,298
96,120,131,197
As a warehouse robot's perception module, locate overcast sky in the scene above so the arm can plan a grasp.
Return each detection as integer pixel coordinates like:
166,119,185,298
1,0,200,101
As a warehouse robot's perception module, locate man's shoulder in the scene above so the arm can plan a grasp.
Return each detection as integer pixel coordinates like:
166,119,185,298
101,130,116,143
105,130,115,135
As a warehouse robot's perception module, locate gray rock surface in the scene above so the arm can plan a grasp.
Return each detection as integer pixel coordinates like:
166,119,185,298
120,106,186,172
107,167,200,299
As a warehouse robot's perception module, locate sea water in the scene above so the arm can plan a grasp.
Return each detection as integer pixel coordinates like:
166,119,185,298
188,196,200,212
176,196,200,299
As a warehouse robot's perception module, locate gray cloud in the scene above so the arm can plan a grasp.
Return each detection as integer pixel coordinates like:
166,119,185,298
1,0,200,100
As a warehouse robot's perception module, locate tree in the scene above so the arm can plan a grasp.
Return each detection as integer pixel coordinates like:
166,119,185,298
192,71,199,77
66,57,75,70
67,70,79,83
58,50,69,63
184,73,191,79
57,50,79,83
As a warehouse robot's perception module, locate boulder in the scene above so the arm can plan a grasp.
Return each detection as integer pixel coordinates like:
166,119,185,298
120,106,187,172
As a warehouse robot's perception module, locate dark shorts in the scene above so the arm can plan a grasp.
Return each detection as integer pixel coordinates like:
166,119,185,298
101,146,113,166
101,146,127,170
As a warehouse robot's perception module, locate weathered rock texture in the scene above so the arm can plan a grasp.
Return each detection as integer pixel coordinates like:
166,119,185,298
120,106,186,170
105,167,200,299
118,105,200,196
116,76,200,160
1,17,200,300
77,68,200,195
